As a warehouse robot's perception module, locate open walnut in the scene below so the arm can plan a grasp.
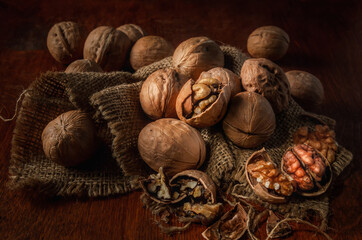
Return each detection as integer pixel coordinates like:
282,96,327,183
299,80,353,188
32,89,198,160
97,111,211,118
202,203,247,240
246,148,294,203
176,73,231,128
140,167,172,203
282,144,332,196
293,125,338,164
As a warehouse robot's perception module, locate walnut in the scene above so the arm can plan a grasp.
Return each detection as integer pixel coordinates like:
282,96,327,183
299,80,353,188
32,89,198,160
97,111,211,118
83,26,131,71
117,24,147,45
130,36,174,70
285,70,325,109
282,144,332,196
176,73,232,128
223,92,275,148
140,68,186,120
47,21,87,64
138,118,206,176
65,59,103,73
247,26,290,60
240,58,290,113
173,37,224,80
41,110,98,167
293,125,338,164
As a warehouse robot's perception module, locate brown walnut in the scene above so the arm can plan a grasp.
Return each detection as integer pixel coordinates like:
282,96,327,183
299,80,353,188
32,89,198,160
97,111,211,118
173,36,224,80
138,118,206,176
117,24,147,45
240,58,291,113
140,68,186,120
285,70,324,109
222,92,276,148
47,21,87,64
130,36,174,70
83,26,131,71
247,26,290,60
41,110,98,167
65,59,103,73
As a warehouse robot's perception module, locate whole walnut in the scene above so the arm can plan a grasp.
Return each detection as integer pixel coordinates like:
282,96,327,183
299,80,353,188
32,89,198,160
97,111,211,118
41,110,98,167
173,36,224,80
247,26,290,60
138,118,206,176
83,26,131,71
140,68,186,120
47,21,87,64
117,24,147,45
222,92,276,148
130,36,174,70
65,59,103,73
285,70,324,109
240,58,290,113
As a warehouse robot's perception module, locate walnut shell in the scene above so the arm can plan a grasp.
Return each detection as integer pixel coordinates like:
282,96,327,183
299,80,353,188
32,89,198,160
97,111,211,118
222,92,275,148
240,58,290,113
199,67,241,97
117,24,147,45
65,59,103,73
138,118,206,176
247,26,290,60
140,68,185,120
130,36,174,70
245,148,289,203
176,75,232,128
47,21,87,64
173,36,224,80
41,110,98,167
83,26,131,71
285,70,324,109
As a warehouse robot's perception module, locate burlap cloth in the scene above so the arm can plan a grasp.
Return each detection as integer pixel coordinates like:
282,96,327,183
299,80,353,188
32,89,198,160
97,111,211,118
9,46,353,230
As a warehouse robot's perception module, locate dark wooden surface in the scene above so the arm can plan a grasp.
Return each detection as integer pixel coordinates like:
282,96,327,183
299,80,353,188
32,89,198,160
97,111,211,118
0,0,361,239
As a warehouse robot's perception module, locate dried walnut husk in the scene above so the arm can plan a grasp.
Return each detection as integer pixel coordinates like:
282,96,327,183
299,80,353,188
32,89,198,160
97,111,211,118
41,110,98,167
140,68,186,120
117,23,147,45
222,92,276,148
83,26,131,71
247,26,290,60
173,36,224,80
202,203,247,240
130,35,174,70
245,148,293,203
293,125,338,164
240,58,290,113
286,70,324,109
65,59,103,73
47,21,87,64
282,144,332,196
138,118,206,176
176,72,232,128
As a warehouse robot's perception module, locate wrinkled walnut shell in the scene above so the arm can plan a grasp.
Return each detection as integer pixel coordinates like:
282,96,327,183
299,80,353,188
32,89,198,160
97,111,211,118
65,59,103,73
130,35,174,70
83,26,131,71
41,110,98,167
245,148,290,203
138,118,206,176
247,26,290,60
240,58,290,113
117,23,147,45
173,36,224,80
47,21,87,64
202,203,247,240
140,68,185,120
223,92,276,148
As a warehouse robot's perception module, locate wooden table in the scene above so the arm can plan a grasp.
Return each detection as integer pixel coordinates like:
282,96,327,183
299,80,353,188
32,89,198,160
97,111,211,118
0,0,361,239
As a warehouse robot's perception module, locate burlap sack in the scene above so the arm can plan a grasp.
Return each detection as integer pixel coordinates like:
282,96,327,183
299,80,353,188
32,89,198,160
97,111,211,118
9,46,353,230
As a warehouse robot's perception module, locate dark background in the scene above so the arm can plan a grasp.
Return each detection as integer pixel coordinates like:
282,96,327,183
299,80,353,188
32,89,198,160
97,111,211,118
0,0,361,239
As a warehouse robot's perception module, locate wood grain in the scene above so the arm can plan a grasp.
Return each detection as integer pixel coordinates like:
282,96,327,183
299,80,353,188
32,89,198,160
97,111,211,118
0,0,361,239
